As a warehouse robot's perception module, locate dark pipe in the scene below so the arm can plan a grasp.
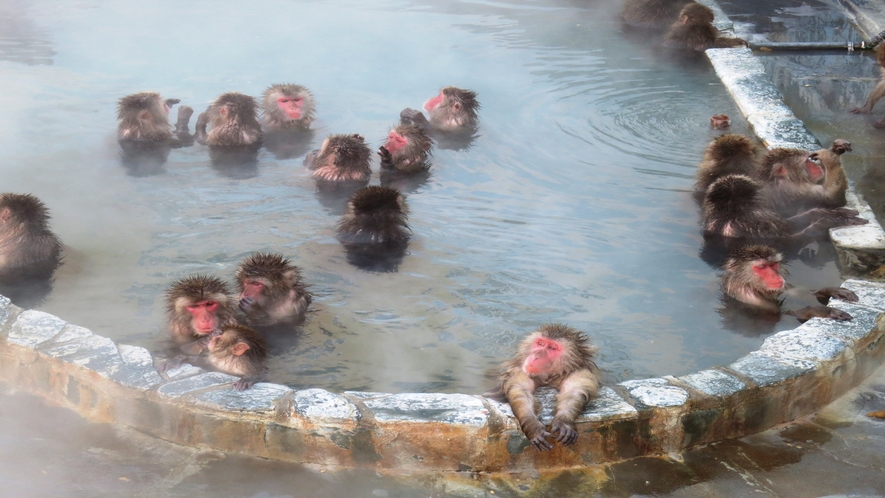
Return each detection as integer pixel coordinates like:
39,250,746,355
749,29,885,52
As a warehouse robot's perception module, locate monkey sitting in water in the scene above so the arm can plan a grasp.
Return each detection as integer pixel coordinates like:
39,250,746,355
163,324,268,391
485,324,600,451
721,245,858,322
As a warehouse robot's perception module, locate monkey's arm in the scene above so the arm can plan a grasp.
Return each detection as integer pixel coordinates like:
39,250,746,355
400,108,430,130
378,146,394,167
194,111,210,145
785,305,852,322
812,287,858,305
233,374,263,391
504,373,553,451
850,80,885,114
788,207,867,237
171,106,195,147
551,368,598,445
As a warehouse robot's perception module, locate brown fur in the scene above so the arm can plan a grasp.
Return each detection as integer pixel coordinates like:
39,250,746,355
304,134,372,182
722,245,785,311
337,186,411,245
850,44,885,128
621,0,689,28
206,324,268,390
260,84,316,131
695,134,762,199
0,193,63,280
702,175,790,238
195,92,263,147
235,252,312,327
164,275,238,345
663,2,746,51
379,124,433,173
755,147,846,216
486,324,600,451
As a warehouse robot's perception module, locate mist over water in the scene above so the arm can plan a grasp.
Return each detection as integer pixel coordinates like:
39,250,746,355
0,0,845,393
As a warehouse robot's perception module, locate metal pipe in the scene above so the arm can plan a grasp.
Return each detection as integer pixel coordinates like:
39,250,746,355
748,29,885,52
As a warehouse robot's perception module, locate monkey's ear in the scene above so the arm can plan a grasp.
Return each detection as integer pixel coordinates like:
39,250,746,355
772,164,789,178
452,102,462,111
231,342,251,356
0,208,10,223
139,110,151,120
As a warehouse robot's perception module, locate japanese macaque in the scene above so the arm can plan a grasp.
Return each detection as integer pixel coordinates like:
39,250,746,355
195,92,263,147
721,245,857,321
378,124,433,173
702,175,865,239
812,139,851,208
663,3,747,51
710,114,730,129
235,253,312,327
694,134,763,200
484,324,600,451
337,186,411,271
117,92,194,145
400,86,480,133
755,147,848,217
167,324,268,391
620,0,689,29
850,44,885,128
165,275,238,345
260,84,315,131
303,133,372,183
0,193,62,285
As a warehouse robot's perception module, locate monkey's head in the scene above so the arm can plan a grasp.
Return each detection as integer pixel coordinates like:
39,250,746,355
236,252,300,301
724,245,786,298
680,2,714,24
166,275,230,334
519,324,597,380
214,92,258,122
762,148,824,184
0,193,51,229
705,174,761,213
208,324,267,360
425,86,480,122
263,84,314,124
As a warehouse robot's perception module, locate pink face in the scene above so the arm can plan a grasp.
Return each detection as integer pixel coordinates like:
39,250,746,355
384,131,408,154
752,261,785,290
522,337,563,375
277,96,304,120
240,280,265,300
186,300,220,334
423,91,445,112
805,156,824,182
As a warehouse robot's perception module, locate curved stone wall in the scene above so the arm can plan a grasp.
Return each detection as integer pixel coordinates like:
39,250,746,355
3,12,885,474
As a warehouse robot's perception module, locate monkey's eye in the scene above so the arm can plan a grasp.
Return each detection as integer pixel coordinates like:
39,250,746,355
770,263,779,271
535,339,546,348
547,343,560,352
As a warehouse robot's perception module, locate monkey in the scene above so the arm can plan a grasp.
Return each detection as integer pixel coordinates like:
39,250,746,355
702,175,866,240
710,114,730,129
620,0,690,29
337,186,411,272
400,86,480,133
195,92,263,147
694,134,763,201
0,193,63,281
165,324,268,390
164,275,239,345
260,83,315,131
755,147,848,217
303,133,372,183
117,92,194,145
721,245,857,321
235,252,312,327
378,124,433,174
850,44,885,128
811,139,851,209
484,324,600,451
662,3,747,51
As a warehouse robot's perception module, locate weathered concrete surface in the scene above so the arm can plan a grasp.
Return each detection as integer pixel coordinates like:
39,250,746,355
2,279,885,472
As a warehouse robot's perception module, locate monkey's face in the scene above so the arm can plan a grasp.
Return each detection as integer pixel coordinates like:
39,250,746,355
185,299,220,334
751,258,785,292
276,94,304,120
423,91,445,112
239,278,269,303
522,336,566,376
384,131,408,154
805,154,824,183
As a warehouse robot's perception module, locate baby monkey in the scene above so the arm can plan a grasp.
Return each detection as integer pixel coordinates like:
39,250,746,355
166,324,268,391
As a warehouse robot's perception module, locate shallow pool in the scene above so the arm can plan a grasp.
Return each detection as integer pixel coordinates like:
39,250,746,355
0,0,846,392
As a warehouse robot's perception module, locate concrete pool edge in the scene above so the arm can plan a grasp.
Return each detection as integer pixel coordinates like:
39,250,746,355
4,13,885,476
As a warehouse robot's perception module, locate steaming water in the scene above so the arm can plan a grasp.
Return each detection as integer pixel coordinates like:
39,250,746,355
0,0,845,393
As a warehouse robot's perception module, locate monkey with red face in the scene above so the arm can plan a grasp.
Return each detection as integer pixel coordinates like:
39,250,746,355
485,324,600,451
378,124,432,173
260,84,315,131
165,275,239,345
400,86,480,133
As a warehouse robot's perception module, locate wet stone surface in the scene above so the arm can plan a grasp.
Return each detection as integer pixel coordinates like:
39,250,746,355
186,383,292,413
357,392,488,425
820,302,882,342
293,388,360,422
678,369,747,397
0,295,11,333
7,310,67,349
581,386,638,421
759,327,851,363
620,378,689,408
157,372,241,398
729,351,816,386
841,279,885,309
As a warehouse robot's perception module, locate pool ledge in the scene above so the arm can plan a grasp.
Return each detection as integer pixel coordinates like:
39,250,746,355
2,280,885,472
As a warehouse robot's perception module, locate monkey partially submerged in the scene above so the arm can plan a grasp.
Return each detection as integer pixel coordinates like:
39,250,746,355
337,186,411,272
663,3,747,51
721,245,857,321
117,92,194,145
755,146,848,217
694,134,764,201
485,324,600,451
164,275,239,345
260,83,315,131
304,133,372,183
0,193,63,306
235,252,312,328
165,324,268,391
620,0,690,29
195,92,263,148
400,86,480,150
378,124,433,174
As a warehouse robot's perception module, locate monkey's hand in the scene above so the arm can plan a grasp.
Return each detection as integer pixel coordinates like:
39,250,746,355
786,305,853,322
551,419,579,446
813,287,858,304
160,355,188,375
378,146,393,165
303,149,319,169
163,98,181,111
400,108,429,129
850,105,872,114
527,429,555,452
176,106,194,126
233,376,258,391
